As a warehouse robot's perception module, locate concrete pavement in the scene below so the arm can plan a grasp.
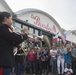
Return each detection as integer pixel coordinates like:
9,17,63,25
11,73,33,75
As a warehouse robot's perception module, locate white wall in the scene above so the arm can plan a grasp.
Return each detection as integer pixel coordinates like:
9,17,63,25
0,2,8,11
17,11,62,36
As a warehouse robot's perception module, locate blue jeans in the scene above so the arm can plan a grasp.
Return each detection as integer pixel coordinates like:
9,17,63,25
51,57,57,74
16,62,22,75
0,67,11,75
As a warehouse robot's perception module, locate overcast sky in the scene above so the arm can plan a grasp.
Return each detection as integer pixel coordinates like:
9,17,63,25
5,0,76,30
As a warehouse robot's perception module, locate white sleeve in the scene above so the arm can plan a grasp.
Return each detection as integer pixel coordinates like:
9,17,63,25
50,50,52,53
64,68,67,72
70,69,73,73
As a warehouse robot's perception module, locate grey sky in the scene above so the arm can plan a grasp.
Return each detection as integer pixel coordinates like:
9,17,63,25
5,0,76,30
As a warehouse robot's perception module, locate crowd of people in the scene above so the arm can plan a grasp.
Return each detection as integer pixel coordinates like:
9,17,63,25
12,43,76,75
0,11,76,75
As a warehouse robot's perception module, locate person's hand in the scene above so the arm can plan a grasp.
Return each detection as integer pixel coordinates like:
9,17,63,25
21,28,29,35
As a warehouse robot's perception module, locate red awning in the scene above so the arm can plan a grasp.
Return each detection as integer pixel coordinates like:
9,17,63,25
35,39,40,42
27,37,40,42
28,37,34,41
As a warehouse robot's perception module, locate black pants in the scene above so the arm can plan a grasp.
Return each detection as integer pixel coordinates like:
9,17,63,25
35,60,42,75
73,59,76,75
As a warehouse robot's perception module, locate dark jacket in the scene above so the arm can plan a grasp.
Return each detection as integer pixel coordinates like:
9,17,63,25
0,24,28,67
15,49,24,63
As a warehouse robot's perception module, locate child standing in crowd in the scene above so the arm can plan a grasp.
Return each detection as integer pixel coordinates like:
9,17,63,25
27,48,36,74
64,63,73,75
40,47,48,74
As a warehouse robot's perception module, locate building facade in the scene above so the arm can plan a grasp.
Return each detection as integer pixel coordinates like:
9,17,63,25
13,8,63,47
0,0,64,47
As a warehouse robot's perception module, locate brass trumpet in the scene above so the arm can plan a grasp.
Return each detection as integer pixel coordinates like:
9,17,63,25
12,25,43,55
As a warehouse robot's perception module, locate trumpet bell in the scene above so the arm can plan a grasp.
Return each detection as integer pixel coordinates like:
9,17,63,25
28,32,43,40
37,35,43,40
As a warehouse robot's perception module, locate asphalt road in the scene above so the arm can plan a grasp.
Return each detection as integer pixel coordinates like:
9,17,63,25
10,72,56,75
11,73,39,75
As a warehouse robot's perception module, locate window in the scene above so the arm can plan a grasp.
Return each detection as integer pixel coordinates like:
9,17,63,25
34,29,39,39
35,29,38,35
28,27,34,38
23,25,28,29
14,22,22,33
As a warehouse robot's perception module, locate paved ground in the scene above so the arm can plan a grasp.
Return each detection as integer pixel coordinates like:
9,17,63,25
11,72,43,75
11,73,33,75
10,72,57,75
